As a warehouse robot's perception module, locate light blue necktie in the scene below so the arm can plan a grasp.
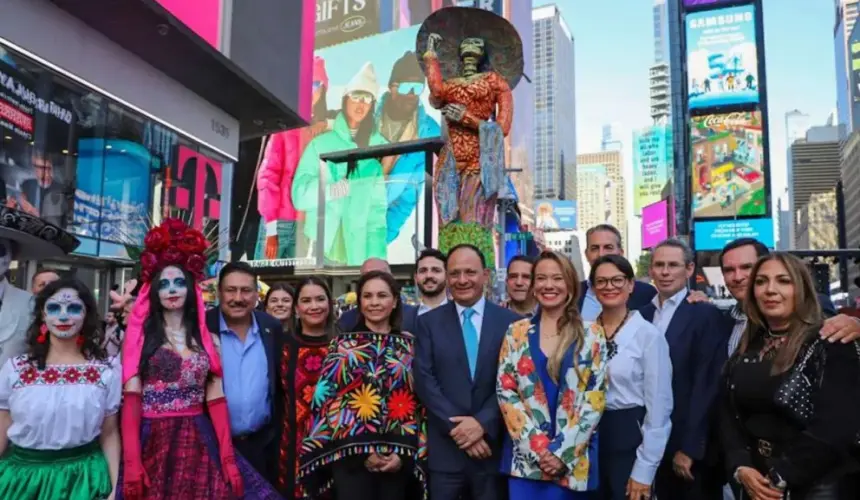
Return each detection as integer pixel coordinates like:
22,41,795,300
462,308,479,378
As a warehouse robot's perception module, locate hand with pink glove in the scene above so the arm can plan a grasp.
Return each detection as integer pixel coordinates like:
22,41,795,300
208,397,244,497
121,391,149,499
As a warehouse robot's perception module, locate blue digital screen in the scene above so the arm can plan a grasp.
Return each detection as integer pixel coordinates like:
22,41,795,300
694,218,774,251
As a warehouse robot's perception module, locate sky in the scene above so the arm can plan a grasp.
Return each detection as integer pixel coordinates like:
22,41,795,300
534,0,837,259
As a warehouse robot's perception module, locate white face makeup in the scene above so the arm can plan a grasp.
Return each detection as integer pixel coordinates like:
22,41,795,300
158,266,188,311
0,239,12,278
43,288,86,339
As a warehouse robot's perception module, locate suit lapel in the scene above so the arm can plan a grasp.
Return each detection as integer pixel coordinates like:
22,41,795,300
664,300,694,346
254,313,277,398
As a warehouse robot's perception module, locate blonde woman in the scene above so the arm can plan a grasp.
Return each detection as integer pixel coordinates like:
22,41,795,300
498,250,608,499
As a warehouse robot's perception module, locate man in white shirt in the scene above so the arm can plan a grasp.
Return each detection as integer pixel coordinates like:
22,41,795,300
639,238,726,500
415,249,448,315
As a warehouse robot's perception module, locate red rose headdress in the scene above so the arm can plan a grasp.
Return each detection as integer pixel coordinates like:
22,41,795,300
122,217,222,384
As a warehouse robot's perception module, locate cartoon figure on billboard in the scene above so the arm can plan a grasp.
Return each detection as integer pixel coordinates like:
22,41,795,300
690,111,766,218
292,62,392,266
686,6,759,110
416,7,522,265
376,51,441,244
255,56,331,260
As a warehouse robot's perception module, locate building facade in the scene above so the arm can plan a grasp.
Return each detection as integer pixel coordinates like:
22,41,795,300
601,122,623,152
532,4,576,200
649,63,671,123
835,0,859,131
0,0,310,301
790,127,842,248
783,109,811,248
841,131,860,301
577,151,626,242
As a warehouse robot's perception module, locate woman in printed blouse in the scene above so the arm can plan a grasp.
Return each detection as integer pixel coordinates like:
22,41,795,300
276,277,336,497
0,279,120,500
589,255,673,500
497,250,608,499
299,270,426,500
265,282,296,334
720,252,860,498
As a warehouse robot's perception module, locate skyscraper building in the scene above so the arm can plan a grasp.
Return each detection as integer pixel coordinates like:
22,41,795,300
653,0,671,63
783,110,811,248
532,4,576,200
835,0,859,131
650,0,672,123
601,123,623,152
576,164,611,236
790,126,843,248
577,151,626,242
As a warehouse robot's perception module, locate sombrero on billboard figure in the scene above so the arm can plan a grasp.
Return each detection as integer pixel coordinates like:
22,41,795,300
0,206,80,259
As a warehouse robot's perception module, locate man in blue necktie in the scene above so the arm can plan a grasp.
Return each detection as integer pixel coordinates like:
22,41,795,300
414,244,521,500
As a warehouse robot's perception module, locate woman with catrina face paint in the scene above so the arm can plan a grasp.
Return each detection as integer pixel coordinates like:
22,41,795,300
0,278,121,499
118,218,280,500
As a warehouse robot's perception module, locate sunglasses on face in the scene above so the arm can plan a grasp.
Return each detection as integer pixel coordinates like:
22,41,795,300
347,93,373,104
396,82,425,95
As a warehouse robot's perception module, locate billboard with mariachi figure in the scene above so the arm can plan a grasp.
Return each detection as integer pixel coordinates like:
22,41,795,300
690,111,767,219
686,5,759,110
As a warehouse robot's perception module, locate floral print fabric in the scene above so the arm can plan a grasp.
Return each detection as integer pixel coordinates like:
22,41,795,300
298,331,427,498
497,318,608,491
142,348,209,415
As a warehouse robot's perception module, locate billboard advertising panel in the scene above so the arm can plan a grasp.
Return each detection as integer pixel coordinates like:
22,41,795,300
632,125,672,214
154,0,221,48
642,200,669,249
690,111,766,219
535,200,577,231
315,0,382,49
694,218,774,251
249,26,442,267
683,0,737,6
686,5,759,110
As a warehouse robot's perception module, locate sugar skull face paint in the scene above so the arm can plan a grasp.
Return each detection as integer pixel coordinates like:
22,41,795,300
158,266,188,311
43,288,86,339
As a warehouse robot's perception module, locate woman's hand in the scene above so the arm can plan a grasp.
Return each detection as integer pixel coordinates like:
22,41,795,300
538,450,565,477
626,478,651,499
736,466,783,500
378,453,402,473
364,453,386,472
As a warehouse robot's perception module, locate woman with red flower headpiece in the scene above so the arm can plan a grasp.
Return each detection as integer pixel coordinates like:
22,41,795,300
117,219,281,500
298,271,427,500
0,278,121,499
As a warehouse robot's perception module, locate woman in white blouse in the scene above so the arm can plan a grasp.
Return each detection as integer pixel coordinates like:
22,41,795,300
0,278,121,499
590,255,673,500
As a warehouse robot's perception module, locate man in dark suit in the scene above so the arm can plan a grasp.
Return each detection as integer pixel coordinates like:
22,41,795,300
578,223,656,320
414,244,520,500
206,262,283,483
638,239,726,500
338,257,420,332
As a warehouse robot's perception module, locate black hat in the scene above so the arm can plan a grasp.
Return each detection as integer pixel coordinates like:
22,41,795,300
389,51,424,85
0,206,80,258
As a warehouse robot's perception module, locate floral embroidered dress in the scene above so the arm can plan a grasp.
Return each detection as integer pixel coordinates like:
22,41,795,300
116,347,281,500
0,355,121,500
297,330,427,499
497,316,608,495
277,331,329,497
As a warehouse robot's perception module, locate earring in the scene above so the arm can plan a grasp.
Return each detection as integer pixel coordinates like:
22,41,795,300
37,324,47,344
76,336,84,347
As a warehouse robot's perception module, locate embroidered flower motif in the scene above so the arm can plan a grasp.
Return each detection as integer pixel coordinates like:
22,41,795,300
304,354,323,372
83,366,101,384
348,384,381,421
19,366,38,384
312,379,332,408
500,373,518,391
516,356,535,376
533,382,548,407
510,320,530,350
62,367,81,383
501,403,526,437
388,389,416,421
529,433,550,453
561,390,576,416
301,384,315,404
42,368,60,384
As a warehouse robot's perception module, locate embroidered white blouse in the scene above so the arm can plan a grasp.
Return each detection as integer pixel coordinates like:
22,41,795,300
0,355,122,450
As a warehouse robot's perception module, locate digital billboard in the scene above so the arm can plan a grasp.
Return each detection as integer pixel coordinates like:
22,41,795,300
694,218,774,251
690,111,766,219
249,26,441,267
632,125,673,214
315,0,382,49
642,200,669,249
683,0,737,6
686,5,759,110
535,200,577,231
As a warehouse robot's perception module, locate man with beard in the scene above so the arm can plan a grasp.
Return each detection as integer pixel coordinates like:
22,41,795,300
376,51,441,244
338,257,421,331
415,249,448,315
502,256,537,317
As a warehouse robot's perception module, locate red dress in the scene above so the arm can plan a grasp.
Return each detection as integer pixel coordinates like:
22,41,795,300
277,331,330,498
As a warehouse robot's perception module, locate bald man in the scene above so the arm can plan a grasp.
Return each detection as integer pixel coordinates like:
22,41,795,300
337,258,420,333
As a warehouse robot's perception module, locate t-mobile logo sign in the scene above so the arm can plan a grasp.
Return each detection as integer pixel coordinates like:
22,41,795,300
167,145,222,230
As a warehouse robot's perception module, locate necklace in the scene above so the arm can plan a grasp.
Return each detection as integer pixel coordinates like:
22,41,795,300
165,327,187,350
598,310,631,360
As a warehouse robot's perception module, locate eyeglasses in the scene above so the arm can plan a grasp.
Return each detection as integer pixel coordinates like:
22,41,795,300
593,276,628,290
396,82,425,95
347,93,374,104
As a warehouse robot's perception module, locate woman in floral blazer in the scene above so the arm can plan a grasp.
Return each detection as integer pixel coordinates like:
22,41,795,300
497,251,608,499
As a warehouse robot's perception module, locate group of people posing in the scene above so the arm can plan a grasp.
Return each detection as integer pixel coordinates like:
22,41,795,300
1,219,860,500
